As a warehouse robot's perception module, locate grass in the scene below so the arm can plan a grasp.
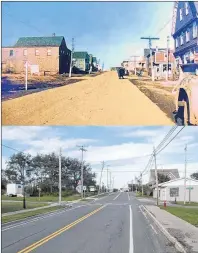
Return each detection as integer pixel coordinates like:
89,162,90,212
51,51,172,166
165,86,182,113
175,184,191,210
160,206,198,227
2,194,81,202
2,201,48,213
174,201,198,206
2,206,64,224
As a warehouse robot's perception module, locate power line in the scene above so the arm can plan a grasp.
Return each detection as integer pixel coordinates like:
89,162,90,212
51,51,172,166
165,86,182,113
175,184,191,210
2,144,23,153
156,127,185,155
155,18,172,36
4,12,43,34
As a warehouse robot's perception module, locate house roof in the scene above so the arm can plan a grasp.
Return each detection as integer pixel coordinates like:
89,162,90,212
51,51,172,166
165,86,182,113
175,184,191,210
73,52,89,59
14,36,64,47
149,169,180,183
157,177,198,187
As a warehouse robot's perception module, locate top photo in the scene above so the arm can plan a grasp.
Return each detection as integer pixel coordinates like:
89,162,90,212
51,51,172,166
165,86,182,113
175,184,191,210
1,1,198,126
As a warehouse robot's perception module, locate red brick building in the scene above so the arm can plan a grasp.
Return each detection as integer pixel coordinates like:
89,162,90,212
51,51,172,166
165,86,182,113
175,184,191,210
2,36,71,75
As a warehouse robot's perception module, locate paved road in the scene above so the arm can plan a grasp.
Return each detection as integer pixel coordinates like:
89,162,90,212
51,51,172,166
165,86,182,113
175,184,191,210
2,72,173,125
2,192,178,253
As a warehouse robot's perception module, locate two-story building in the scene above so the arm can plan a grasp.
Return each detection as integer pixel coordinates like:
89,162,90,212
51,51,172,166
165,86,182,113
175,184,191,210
172,1,198,73
145,48,176,79
2,36,71,75
72,51,90,73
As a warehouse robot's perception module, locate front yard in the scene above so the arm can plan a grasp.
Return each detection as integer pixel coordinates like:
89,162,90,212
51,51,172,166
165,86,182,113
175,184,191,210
161,206,198,227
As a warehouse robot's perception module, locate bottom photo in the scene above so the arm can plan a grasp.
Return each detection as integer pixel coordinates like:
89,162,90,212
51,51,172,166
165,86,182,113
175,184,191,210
1,126,198,253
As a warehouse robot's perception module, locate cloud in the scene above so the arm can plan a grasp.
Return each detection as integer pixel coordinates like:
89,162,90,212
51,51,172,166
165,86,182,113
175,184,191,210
24,138,97,156
2,126,50,141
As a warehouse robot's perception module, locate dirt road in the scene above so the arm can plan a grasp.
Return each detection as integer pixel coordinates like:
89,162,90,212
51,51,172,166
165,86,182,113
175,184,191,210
2,72,174,125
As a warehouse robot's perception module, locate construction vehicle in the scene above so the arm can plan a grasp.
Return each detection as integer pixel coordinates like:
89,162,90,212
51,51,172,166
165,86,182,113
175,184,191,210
172,66,198,126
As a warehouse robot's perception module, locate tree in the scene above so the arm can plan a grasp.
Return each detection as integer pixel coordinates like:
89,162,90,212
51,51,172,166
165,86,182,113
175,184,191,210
191,172,198,180
5,152,32,183
157,173,170,184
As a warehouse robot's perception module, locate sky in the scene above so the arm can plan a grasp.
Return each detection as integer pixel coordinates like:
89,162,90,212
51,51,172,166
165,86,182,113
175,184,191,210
2,126,198,189
2,1,174,69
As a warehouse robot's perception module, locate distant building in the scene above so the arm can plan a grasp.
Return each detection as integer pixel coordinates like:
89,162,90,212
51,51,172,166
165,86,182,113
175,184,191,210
2,36,71,75
73,51,90,72
145,48,176,79
172,1,198,73
153,178,198,202
148,169,180,188
121,56,146,74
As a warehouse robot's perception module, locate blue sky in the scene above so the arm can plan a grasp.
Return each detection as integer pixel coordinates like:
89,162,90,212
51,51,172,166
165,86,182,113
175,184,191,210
2,1,174,69
2,126,198,188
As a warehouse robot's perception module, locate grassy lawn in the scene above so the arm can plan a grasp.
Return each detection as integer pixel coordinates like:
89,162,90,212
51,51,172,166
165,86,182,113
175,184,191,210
2,206,64,224
2,194,81,202
174,201,198,206
161,206,198,227
2,201,48,213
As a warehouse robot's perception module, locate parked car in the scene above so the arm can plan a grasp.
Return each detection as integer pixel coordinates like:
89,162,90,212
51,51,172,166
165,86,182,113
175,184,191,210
172,66,198,126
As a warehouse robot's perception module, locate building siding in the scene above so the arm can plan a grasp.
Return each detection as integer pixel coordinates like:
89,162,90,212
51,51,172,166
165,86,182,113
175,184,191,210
2,37,71,74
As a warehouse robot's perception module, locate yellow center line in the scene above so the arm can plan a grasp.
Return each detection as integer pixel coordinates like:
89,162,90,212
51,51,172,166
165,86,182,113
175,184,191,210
17,205,105,253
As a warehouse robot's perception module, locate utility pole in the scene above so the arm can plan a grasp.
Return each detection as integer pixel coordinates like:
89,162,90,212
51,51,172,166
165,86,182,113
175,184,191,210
69,38,74,78
131,179,133,192
77,145,87,199
166,36,170,81
130,56,139,75
25,61,28,91
184,144,187,205
153,147,159,206
59,148,62,205
112,176,115,191
22,167,26,209
106,168,109,192
141,36,159,81
98,161,105,194
109,171,112,192
141,173,143,196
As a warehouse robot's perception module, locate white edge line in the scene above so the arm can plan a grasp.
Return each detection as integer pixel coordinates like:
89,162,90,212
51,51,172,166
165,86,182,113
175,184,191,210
128,192,130,201
129,205,134,253
142,206,186,253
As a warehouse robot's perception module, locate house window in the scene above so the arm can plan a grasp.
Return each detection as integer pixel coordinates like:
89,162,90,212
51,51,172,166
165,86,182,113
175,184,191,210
18,185,21,188
35,49,39,56
176,38,178,48
185,2,189,15
9,50,14,57
193,21,197,38
170,187,179,197
180,34,184,45
47,49,51,56
186,30,190,42
24,49,27,56
180,8,183,21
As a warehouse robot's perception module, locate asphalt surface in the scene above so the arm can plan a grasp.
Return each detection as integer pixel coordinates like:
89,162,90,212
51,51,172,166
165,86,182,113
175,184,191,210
2,192,179,253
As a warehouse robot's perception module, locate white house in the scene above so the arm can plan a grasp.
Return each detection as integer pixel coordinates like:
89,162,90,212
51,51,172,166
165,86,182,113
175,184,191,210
153,178,198,202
